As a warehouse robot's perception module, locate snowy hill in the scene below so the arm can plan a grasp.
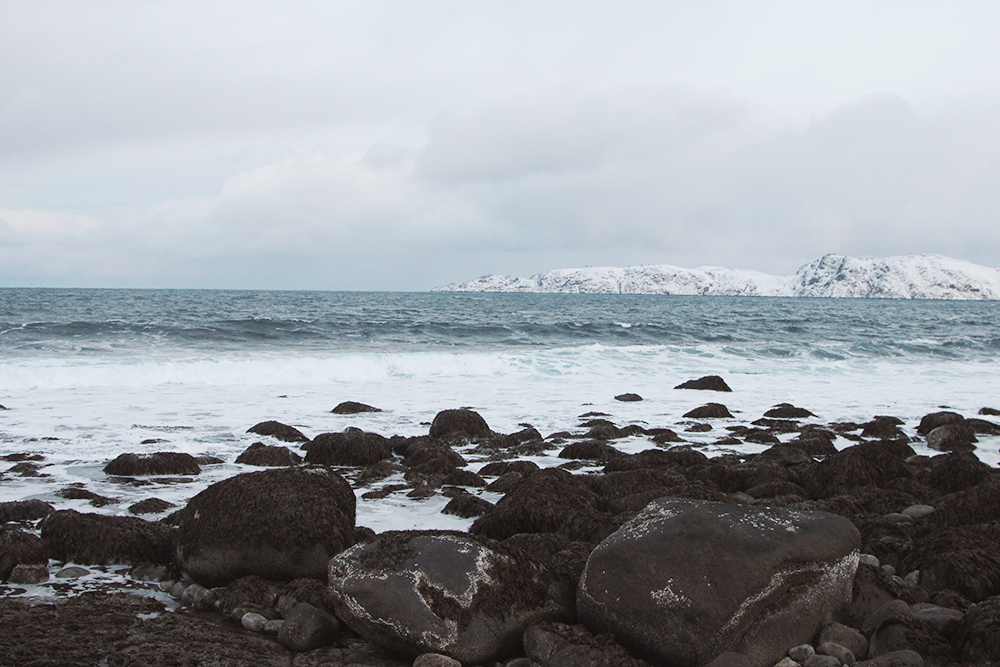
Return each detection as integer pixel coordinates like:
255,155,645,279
434,254,1000,300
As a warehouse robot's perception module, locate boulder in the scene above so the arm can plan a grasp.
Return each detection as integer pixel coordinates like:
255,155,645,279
614,393,642,402
235,442,302,467
683,403,733,419
915,411,964,436
40,510,174,565
955,595,1000,663
902,525,1000,602
577,498,861,667
328,530,573,664
675,376,732,392
175,466,357,587
428,409,492,440
332,401,382,414
801,440,915,499
442,493,494,518
925,424,976,452
764,404,815,419
128,498,176,515
558,441,625,462
277,602,339,651
246,421,309,443
103,452,201,476
0,528,47,582
0,499,54,523
305,429,391,467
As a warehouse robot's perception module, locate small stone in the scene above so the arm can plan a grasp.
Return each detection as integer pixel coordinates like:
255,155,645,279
55,566,89,579
909,603,963,632
854,649,923,667
8,563,48,584
159,579,176,592
804,656,841,667
614,393,643,402
704,652,752,667
241,612,269,632
818,642,855,666
413,653,463,667
858,554,880,568
901,505,934,520
277,602,339,651
882,513,912,525
190,584,217,610
170,581,188,599
819,623,868,660
263,619,285,635
789,645,816,663
881,564,896,577
903,570,919,586
774,659,802,667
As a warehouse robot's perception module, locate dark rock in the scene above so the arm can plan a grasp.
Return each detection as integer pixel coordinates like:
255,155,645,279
104,452,201,476
128,498,176,515
523,622,638,667
751,418,800,433
819,622,869,661
328,530,573,664
742,428,780,445
332,401,382,414
0,528,47,582
7,461,44,476
478,460,540,477
614,393,642,402
1,452,44,461
955,595,1000,663
685,423,713,433
584,468,686,500
764,403,815,419
441,469,486,487
703,652,752,667
922,451,993,494
485,472,526,494
558,441,624,462
413,653,461,667
861,599,914,639
861,418,908,440
8,563,48,584
683,403,733,419
925,424,977,452
910,603,963,633
57,487,117,507
965,417,1000,435
235,441,302,467
216,575,282,618
276,577,340,617
175,466,356,587
429,409,491,440
979,407,1000,416
902,525,1000,602
675,375,732,392
802,440,916,499
756,446,811,466
0,499,54,523
442,493,495,518
927,478,1000,526
246,420,309,443
854,649,924,667
195,455,224,465
357,460,404,485
577,498,860,667
306,429,392,467
40,510,174,565
785,434,839,457
836,563,911,630
916,411,964,436
278,602,339,651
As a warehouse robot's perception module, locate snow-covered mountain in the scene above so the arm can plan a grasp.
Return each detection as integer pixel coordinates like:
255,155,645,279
433,254,1000,300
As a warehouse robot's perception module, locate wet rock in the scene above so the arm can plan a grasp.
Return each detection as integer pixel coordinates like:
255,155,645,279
909,603,963,633
900,505,933,521
764,404,815,419
104,452,201,476
685,423,713,433
278,602,339,651
56,566,91,578
819,622,868,661
861,600,914,639
357,460,405,485
854,649,923,667
683,403,733,419
8,563,48,584
860,418,908,440
57,487,117,507
442,493,494,518
478,460,541,478
803,656,839,667
522,622,638,667
413,653,462,667
130,563,171,581
915,411,964,436
675,375,732,392
306,428,392,467
925,424,976,452
7,461,44,477
922,451,992,494
980,407,1000,416
614,393,642,402
180,582,217,610
217,575,282,618
901,525,1000,602
703,653,752,667
175,466,356,587
235,441,302,466
246,420,309,443
578,498,860,667
801,440,915,500
0,499,54,523
242,612,268,632
40,509,174,565
276,577,340,617
558,440,625,462
332,401,382,414
195,455,224,465
429,409,492,440
128,498,176,515
329,530,573,664
441,469,486,487
965,417,1000,435
926,477,1000,526
1,528,47,582
955,595,1000,663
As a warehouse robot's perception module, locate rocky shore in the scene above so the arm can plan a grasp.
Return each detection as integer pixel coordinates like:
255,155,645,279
3,383,1000,667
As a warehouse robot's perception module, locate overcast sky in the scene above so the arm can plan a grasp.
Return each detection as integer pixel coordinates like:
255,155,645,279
2,1,1000,290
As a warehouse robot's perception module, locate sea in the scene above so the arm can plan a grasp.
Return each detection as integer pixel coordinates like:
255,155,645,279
1,288,999,596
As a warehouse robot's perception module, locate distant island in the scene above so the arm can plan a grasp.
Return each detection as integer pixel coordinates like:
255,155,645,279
433,253,1000,300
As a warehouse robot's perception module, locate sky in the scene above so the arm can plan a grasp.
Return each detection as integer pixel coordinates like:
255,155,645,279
2,1,1000,291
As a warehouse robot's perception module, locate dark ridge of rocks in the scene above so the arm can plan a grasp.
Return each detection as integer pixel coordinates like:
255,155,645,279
1,452,44,462
614,393,642,402
980,407,1000,416
903,525,1000,602
7,461,45,476
357,460,405,485
40,509,175,565
57,487,117,507
0,527,47,581
478,460,540,477
916,411,965,436
558,440,625,462
332,401,383,414
305,428,392,467
674,375,732,392
428,409,491,440
763,403,815,419
104,452,201,476
683,403,733,419
128,498,177,515
0,499,55,522
442,493,495,518
246,420,309,443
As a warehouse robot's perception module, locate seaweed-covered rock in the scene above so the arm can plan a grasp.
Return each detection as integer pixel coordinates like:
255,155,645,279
478,460,540,478
0,528,47,582
328,530,573,664
305,429,392,467
925,424,977,452
175,467,357,587
40,510,175,565
922,451,994,495
764,404,815,419
235,442,302,467
558,441,624,462
801,440,916,499
104,452,201,476
216,575,283,618
332,401,382,414
429,409,492,440
246,421,309,443
955,595,1000,663
523,622,638,667
902,526,1000,602
614,393,642,402
927,478,1000,526
443,494,495,518
128,498,177,515
675,376,732,392
0,499,54,523
916,411,964,436
683,403,733,419
578,498,860,667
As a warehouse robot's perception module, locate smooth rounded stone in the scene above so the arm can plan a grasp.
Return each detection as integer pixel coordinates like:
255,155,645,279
925,424,976,452
817,642,855,666
181,582,217,610
803,656,840,667
329,530,573,664
242,612,269,632
158,579,176,592
246,420,309,443
332,401,382,414
881,514,912,525
675,375,732,392
522,622,638,667
175,466,356,587
413,653,463,667
170,581,189,599
704,652,752,667
858,554,880,568
880,565,896,577
578,499,861,667
774,659,801,667
614,393,643,402
868,625,914,660
55,566,90,579
429,409,492,440
902,571,919,586
861,600,914,639
505,659,534,667
0,528,47,581
277,602,340,652
854,650,923,667
39,509,175,566
788,645,816,662
916,411,965,436
8,563,49,584
683,403,733,419
900,505,934,520
909,603,963,631
819,623,868,661
263,619,285,635
130,563,172,582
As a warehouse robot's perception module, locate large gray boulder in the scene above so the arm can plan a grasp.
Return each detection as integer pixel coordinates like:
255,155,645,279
577,498,860,667
328,530,573,664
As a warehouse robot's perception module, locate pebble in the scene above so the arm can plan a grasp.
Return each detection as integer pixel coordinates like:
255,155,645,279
882,513,913,525
804,656,840,667
818,642,856,666
789,645,816,663
413,653,463,667
858,554,880,568
903,570,919,586
159,579,176,592
881,564,896,577
130,564,172,582
170,581,188,599
774,659,801,667
241,612,269,633
263,619,285,635
819,623,868,661
901,505,934,520
55,566,90,579
8,564,49,584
